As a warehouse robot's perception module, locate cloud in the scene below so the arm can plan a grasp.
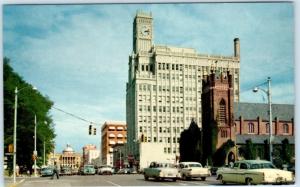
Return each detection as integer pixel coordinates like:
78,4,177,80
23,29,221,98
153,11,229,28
3,3,294,152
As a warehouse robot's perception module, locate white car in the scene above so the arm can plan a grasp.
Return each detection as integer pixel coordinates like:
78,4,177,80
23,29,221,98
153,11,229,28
217,160,294,185
143,162,179,181
98,165,113,175
178,162,211,181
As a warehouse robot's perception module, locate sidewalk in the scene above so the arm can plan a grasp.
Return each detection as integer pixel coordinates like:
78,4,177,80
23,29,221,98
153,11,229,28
4,175,38,187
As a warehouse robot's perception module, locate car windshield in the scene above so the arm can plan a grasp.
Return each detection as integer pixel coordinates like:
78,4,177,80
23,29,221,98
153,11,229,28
188,163,202,167
250,163,276,169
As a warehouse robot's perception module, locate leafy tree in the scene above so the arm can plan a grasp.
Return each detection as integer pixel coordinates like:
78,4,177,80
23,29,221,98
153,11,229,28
179,119,202,163
263,139,270,161
239,139,256,160
4,57,56,173
213,139,235,167
281,138,291,164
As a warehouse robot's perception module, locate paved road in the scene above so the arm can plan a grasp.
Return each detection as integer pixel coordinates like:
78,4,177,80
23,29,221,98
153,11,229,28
16,174,221,186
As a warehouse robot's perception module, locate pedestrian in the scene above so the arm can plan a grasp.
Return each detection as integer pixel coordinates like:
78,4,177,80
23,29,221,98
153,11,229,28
51,161,60,179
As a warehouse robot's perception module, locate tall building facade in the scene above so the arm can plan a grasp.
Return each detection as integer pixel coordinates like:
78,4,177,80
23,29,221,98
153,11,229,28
82,144,97,165
126,11,240,168
101,121,127,166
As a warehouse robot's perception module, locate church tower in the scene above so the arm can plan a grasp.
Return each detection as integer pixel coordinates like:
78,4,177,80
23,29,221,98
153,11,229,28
201,70,236,164
133,11,153,53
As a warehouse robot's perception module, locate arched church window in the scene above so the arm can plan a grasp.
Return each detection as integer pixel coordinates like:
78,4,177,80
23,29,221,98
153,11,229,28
248,123,254,133
219,99,226,123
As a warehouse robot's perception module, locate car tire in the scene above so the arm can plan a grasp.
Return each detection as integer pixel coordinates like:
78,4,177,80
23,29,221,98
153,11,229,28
172,178,177,182
182,175,187,181
245,178,253,185
201,177,206,181
144,175,149,181
219,175,226,184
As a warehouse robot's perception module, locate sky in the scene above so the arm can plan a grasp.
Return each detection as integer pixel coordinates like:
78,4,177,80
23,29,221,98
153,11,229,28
3,2,295,153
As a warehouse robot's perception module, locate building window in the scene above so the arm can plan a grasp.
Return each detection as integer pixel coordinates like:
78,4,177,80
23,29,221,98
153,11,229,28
248,123,254,133
218,99,226,123
283,123,289,134
221,130,228,138
266,123,270,133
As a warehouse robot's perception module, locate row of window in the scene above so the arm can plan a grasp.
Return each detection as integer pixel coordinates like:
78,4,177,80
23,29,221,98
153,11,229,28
142,135,180,144
138,95,198,104
139,105,198,113
138,116,185,123
138,83,202,93
139,126,184,133
247,123,290,134
164,147,179,154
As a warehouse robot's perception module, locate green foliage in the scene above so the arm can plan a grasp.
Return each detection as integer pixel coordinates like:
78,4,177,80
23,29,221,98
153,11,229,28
212,139,235,167
179,120,202,163
4,57,56,171
281,139,291,164
201,120,218,166
240,139,256,160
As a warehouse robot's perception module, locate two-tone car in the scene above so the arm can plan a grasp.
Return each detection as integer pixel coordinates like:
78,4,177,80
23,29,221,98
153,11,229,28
217,160,294,185
81,164,96,175
144,162,179,181
40,167,54,177
178,162,210,181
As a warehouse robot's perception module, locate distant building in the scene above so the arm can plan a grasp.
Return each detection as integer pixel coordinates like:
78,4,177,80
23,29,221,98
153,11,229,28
49,144,82,169
126,11,240,169
87,149,100,166
82,144,97,165
101,121,127,166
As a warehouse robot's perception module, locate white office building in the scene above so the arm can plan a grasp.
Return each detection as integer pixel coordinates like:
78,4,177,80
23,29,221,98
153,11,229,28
126,11,240,169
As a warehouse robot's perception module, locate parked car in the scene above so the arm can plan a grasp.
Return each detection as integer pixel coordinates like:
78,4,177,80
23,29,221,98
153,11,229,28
116,168,132,174
216,160,294,185
143,162,179,181
178,162,210,181
98,165,113,175
40,167,53,177
82,165,96,175
60,166,72,175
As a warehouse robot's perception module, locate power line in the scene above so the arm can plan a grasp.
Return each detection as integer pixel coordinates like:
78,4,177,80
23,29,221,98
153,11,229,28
52,106,98,125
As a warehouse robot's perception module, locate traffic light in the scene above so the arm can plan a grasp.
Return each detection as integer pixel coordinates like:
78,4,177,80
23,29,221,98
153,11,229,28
89,125,92,135
93,128,96,135
8,144,13,153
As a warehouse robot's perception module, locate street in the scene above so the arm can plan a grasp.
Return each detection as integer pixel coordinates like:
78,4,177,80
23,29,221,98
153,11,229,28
8,174,221,187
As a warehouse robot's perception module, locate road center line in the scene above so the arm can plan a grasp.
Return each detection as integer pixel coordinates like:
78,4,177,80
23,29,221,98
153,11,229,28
104,180,121,186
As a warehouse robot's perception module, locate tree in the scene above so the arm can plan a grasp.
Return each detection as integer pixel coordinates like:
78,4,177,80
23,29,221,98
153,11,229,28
4,57,56,172
243,139,256,160
281,138,291,164
212,139,235,167
179,119,202,163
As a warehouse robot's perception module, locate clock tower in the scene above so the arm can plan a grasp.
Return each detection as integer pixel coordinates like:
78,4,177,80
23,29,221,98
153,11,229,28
133,12,153,53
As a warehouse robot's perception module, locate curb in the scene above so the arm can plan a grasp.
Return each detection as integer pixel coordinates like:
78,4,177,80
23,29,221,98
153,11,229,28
7,179,25,187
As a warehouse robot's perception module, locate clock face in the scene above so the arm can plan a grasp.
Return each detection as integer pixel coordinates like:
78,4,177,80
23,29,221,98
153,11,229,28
140,25,151,37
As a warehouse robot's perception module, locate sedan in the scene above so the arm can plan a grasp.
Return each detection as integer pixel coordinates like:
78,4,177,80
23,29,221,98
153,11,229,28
217,160,294,185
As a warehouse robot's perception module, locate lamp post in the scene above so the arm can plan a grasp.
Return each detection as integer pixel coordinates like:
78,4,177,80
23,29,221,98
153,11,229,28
253,77,272,162
34,115,37,177
13,86,36,183
119,149,122,170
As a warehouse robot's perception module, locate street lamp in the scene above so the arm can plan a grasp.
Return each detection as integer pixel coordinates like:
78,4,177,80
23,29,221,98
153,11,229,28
253,77,272,162
119,149,122,170
13,86,37,183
